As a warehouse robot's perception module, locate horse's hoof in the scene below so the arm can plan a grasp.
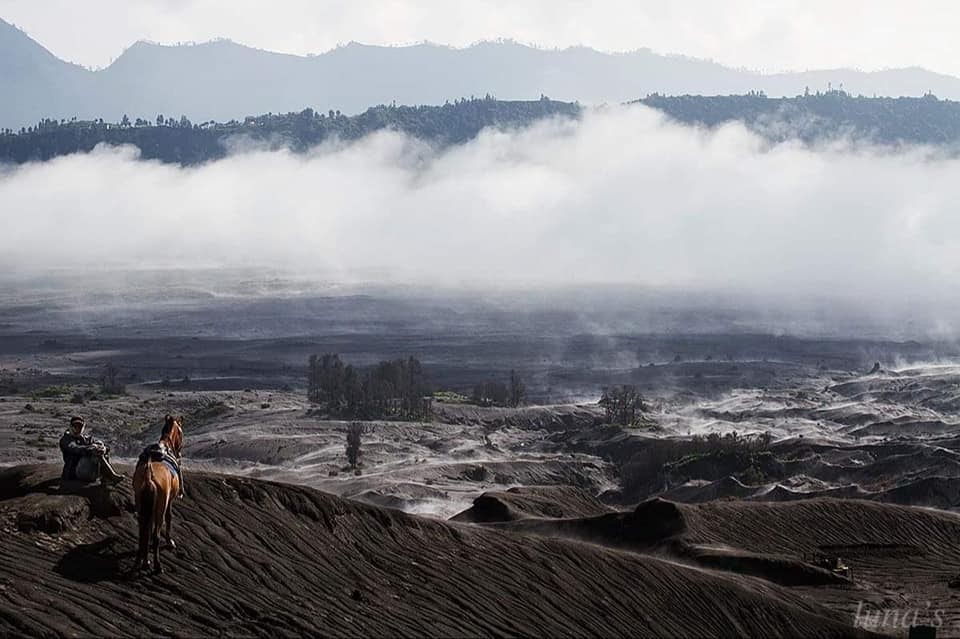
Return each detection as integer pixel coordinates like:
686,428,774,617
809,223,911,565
153,566,164,575
165,539,177,549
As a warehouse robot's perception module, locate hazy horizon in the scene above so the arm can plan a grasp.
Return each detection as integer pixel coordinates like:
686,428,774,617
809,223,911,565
5,0,960,77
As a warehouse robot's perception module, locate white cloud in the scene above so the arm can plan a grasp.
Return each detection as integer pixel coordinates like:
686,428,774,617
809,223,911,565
2,104,960,319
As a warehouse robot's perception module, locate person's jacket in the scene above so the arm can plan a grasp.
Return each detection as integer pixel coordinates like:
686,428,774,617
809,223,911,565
59,431,99,480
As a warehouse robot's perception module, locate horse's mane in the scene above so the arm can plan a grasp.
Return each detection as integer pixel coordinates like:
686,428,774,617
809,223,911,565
160,414,183,455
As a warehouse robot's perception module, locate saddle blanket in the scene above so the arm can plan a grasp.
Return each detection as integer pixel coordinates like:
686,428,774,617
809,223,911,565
137,443,181,481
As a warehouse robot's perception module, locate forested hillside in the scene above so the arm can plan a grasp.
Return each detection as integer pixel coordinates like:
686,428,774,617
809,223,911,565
641,91,960,146
5,91,960,166
0,97,579,165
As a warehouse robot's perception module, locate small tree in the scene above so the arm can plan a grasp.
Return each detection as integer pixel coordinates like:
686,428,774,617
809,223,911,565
472,381,508,406
508,370,526,407
599,385,645,426
346,422,364,468
100,363,126,395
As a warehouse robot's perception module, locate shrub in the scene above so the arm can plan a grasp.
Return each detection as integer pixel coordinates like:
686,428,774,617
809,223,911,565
471,381,508,406
432,390,471,404
30,385,71,399
599,385,646,425
508,370,526,407
621,431,774,499
100,363,126,395
346,422,365,469
471,370,527,407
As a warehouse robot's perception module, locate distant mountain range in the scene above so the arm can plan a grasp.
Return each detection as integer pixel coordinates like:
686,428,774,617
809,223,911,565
6,16,960,131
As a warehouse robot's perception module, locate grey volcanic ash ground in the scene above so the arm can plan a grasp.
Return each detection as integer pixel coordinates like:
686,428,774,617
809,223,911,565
3,281,960,635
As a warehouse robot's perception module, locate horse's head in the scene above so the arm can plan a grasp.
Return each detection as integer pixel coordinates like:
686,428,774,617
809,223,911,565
161,414,184,457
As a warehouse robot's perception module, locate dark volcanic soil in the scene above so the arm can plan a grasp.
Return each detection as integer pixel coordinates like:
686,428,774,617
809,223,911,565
0,465,868,638
4,277,960,635
461,492,960,631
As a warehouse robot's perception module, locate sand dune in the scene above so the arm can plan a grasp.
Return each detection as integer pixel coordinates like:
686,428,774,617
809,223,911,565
451,485,611,522
479,494,960,631
0,465,867,638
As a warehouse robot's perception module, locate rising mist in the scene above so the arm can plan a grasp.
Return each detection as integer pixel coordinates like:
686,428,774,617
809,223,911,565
2,104,959,322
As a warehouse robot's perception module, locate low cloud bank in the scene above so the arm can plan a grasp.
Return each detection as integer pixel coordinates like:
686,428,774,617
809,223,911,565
2,104,959,312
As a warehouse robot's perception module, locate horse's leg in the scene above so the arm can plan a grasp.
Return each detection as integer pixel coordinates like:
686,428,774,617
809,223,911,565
152,488,170,574
165,488,176,549
137,479,156,571
133,485,143,569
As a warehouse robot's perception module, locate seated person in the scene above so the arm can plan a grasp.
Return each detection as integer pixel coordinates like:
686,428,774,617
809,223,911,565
59,416,124,485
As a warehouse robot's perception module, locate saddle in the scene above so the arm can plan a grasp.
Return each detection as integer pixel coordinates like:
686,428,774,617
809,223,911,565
138,443,181,480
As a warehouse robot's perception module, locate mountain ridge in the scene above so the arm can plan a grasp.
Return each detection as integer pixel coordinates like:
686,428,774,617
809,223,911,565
5,16,960,130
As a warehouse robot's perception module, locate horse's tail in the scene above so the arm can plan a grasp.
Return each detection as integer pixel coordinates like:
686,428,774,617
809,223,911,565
138,468,157,558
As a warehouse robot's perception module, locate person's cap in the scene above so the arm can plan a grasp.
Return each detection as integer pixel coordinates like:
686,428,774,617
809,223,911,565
69,416,85,427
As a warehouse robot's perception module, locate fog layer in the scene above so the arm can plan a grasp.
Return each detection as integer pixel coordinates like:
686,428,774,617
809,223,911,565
2,104,958,306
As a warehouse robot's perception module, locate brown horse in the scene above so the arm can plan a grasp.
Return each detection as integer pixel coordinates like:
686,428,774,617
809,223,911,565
133,415,183,573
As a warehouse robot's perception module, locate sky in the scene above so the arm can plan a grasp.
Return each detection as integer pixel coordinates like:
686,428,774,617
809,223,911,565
2,0,960,75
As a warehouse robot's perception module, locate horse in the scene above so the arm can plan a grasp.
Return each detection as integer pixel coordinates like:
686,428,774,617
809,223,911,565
133,414,183,573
